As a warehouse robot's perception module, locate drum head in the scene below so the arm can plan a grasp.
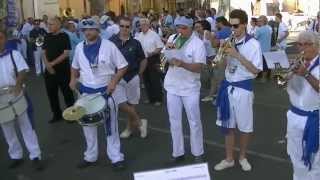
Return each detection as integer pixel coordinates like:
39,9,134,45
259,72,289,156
75,93,106,114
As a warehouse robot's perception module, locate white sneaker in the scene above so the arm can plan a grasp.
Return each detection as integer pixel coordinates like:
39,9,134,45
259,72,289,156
201,96,213,102
120,128,132,138
214,159,235,171
139,119,148,138
239,158,252,171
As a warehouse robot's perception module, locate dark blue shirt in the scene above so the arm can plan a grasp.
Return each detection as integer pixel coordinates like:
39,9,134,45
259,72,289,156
109,34,145,82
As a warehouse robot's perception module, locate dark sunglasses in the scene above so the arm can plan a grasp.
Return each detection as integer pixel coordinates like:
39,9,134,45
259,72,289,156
231,24,240,29
120,25,130,29
82,20,95,26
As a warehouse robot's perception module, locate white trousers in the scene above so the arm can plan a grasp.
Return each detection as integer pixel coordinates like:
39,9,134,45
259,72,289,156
287,110,320,180
167,92,204,157
82,97,124,163
0,112,41,160
33,47,45,75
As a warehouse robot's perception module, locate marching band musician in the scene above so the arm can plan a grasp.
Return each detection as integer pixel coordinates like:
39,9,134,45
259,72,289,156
109,17,148,139
0,30,44,170
30,19,47,76
214,9,263,171
164,16,206,163
69,18,127,170
286,31,319,180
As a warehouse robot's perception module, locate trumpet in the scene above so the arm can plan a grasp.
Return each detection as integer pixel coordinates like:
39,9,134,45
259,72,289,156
273,52,304,88
211,33,235,68
35,36,44,47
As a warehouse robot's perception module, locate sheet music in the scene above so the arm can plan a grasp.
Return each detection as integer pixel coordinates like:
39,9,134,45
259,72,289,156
263,50,290,69
163,49,185,62
134,163,211,180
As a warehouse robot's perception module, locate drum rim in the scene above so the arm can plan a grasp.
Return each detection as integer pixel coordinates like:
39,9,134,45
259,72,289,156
0,94,25,110
78,104,107,126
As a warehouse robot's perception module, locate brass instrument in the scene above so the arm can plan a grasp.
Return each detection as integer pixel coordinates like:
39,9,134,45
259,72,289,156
35,36,44,47
212,33,235,68
160,34,181,73
273,52,304,88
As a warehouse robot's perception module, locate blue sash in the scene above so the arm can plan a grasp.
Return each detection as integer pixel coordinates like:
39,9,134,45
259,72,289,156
79,84,112,136
216,79,253,133
290,106,319,170
308,57,319,72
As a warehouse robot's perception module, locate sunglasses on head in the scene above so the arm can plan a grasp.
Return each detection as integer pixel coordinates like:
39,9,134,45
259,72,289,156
120,25,130,29
82,20,95,26
231,24,240,29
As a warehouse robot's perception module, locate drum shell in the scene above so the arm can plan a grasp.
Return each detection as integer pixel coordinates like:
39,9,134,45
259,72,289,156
0,93,28,124
75,93,108,126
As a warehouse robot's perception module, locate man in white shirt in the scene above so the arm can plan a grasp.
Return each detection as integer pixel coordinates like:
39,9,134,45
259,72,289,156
135,18,164,106
69,18,128,170
307,11,320,34
214,9,263,172
0,30,43,170
21,18,34,39
286,31,319,180
275,13,289,50
205,9,216,32
164,16,206,163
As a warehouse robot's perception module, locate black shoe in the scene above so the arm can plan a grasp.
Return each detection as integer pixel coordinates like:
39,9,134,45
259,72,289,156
49,116,62,124
112,160,125,171
77,160,97,169
8,159,24,169
32,158,44,171
194,155,205,163
172,155,185,163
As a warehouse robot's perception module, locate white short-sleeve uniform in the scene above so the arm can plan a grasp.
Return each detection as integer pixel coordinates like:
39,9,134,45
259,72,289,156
277,22,289,50
216,36,263,133
135,29,164,57
0,50,41,160
164,33,206,158
286,56,320,180
72,39,127,163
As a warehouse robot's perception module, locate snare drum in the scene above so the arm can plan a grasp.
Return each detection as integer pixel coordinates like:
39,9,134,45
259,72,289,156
0,87,28,124
75,93,108,126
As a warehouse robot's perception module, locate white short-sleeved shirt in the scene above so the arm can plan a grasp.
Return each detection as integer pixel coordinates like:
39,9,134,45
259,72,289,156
225,36,263,82
287,55,319,111
206,16,216,32
72,39,128,89
0,50,29,88
277,22,289,49
135,29,164,57
164,33,206,96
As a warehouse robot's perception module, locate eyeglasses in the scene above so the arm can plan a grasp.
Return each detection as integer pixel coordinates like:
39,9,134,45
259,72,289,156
120,25,130,29
177,26,189,30
82,20,95,26
231,24,240,29
297,42,313,47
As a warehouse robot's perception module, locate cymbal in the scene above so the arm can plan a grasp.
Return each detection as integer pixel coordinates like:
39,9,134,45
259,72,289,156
63,106,86,121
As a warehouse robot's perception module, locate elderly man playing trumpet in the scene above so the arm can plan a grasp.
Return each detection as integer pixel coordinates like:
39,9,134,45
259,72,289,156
286,31,319,180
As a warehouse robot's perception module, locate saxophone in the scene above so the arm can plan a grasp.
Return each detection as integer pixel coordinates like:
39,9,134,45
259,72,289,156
211,33,235,68
273,52,304,88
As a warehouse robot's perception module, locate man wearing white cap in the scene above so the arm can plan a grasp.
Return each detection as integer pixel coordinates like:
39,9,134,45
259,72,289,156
307,11,320,34
164,16,206,163
69,18,128,170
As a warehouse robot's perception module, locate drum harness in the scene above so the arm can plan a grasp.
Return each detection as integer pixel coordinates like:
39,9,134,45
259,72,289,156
8,51,34,126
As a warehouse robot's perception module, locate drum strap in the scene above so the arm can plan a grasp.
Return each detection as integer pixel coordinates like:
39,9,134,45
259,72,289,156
9,51,18,77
